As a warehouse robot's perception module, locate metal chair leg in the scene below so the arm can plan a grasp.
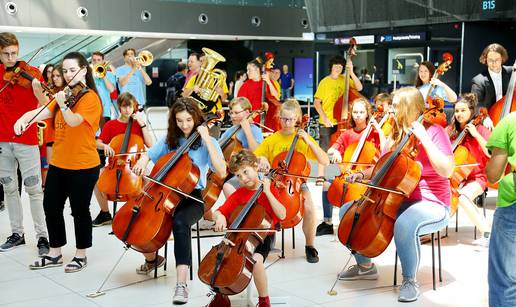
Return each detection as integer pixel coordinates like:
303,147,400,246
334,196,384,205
431,232,436,290
438,231,442,283
393,250,398,286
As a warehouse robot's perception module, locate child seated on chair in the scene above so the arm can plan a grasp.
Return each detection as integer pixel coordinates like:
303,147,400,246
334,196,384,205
207,149,286,307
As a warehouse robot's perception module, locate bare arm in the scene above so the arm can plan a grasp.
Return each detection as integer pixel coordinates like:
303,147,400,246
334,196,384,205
300,130,330,166
119,68,136,87
103,75,116,93
139,67,152,86
262,178,286,220
486,148,508,184
413,122,455,177
199,126,227,178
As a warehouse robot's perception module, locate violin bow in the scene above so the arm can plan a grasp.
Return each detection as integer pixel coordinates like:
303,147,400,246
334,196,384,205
143,175,204,204
0,47,44,95
15,68,84,137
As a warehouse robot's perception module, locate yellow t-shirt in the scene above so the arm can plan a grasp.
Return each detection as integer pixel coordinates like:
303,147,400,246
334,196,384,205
254,131,317,163
314,75,355,124
273,79,281,98
49,91,102,170
185,75,227,114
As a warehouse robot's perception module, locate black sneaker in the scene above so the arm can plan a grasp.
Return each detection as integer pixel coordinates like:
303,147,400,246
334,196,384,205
92,211,112,227
0,201,5,211
316,222,334,236
37,237,50,256
0,233,25,252
305,246,319,263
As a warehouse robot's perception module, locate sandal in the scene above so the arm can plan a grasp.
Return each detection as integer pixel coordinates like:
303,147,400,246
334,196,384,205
136,255,165,275
29,255,63,270
64,257,87,273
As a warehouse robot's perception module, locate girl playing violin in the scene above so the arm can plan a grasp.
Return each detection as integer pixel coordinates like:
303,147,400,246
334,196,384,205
221,97,264,197
131,97,226,305
415,61,458,104
317,98,386,236
448,93,492,243
208,149,286,307
16,52,102,273
338,87,454,302
92,92,154,226
254,99,329,263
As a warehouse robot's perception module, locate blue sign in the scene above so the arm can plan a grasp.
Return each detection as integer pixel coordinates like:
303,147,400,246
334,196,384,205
376,32,426,43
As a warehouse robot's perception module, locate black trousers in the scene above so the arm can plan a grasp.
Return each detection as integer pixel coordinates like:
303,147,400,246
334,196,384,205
43,165,99,249
172,189,204,266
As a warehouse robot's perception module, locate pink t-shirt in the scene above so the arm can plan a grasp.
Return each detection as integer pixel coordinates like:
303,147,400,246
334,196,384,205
406,124,453,207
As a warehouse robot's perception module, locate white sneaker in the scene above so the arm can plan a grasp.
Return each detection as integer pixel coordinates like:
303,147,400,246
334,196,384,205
172,282,188,305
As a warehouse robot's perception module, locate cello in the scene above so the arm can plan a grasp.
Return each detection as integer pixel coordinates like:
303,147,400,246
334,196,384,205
198,170,277,296
330,38,365,144
423,53,454,127
112,115,218,253
261,52,281,132
97,116,145,202
488,59,516,126
270,115,310,229
327,111,385,207
337,107,440,258
449,108,488,215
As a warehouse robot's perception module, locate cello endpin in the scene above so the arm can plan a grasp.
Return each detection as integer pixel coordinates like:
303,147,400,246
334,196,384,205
327,290,337,296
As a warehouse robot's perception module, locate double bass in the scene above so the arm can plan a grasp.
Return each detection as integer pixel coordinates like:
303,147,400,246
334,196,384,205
488,59,516,126
97,116,145,202
112,116,218,253
270,115,310,229
449,108,488,215
198,170,277,296
261,52,281,132
327,111,385,207
337,108,439,257
330,38,365,144
423,53,454,127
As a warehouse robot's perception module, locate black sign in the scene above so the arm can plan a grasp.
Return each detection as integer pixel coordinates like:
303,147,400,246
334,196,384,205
377,32,427,43
392,59,406,74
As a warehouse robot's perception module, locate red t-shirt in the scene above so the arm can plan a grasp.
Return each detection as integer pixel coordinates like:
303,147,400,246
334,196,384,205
99,119,144,144
0,64,42,145
452,125,491,188
237,79,274,123
218,185,283,228
331,127,381,154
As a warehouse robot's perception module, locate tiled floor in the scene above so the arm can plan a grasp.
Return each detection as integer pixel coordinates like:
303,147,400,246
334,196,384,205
0,184,493,307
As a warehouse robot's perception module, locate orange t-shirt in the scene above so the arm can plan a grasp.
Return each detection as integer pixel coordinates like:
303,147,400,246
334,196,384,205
49,90,102,170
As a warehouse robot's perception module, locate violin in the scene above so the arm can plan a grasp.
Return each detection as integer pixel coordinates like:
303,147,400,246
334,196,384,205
424,53,453,127
337,109,438,257
330,38,366,144
449,108,488,215
198,171,277,295
3,61,44,89
97,116,145,202
112,116,218,253
270,115,309,229
327,113,383,207
260,52,281,132
202,111,262,217
488,59,516,126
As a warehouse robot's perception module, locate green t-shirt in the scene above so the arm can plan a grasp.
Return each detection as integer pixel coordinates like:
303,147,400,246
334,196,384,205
486,112,516,207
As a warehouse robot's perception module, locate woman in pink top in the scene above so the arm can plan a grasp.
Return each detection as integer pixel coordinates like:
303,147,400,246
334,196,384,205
336,87,454,303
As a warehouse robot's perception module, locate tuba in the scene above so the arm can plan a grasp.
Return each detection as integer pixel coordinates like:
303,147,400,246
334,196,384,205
194,47,227,109
37,121,47,146
135,50,153,66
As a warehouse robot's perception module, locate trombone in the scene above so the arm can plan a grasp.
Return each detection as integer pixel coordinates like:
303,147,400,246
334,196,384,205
134,50,153,67
93,61,111,78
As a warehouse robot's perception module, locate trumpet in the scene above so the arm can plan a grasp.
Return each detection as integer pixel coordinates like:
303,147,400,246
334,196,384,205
37,121,47,146
134,50,153,66
93,61,110,78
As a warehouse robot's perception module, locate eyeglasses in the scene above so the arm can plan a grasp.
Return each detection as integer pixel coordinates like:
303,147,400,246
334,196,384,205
487,59,502,64
280,117,296,123
229,109,246,116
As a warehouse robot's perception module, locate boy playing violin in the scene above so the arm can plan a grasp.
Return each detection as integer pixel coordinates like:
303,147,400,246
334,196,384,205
208,149,286,307
92,92,154,226
254,99,329,263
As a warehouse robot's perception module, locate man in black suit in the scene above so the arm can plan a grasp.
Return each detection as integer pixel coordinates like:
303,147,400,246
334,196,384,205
471,43,514,129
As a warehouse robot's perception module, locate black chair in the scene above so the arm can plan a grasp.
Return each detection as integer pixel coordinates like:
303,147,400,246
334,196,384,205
393,231,442,290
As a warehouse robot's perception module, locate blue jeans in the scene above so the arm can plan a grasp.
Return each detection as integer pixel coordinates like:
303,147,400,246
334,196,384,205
280,89,291,101
339,199,449,278
488,203,516,307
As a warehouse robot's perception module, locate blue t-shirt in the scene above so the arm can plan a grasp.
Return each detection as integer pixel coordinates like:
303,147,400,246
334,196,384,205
280,72,293,90
94,71,117,118
418,84,449,102
116,65,146,106
147,136,223,190
219,124,264,149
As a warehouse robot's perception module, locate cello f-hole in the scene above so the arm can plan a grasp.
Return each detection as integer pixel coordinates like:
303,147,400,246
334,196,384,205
153,192,165,212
